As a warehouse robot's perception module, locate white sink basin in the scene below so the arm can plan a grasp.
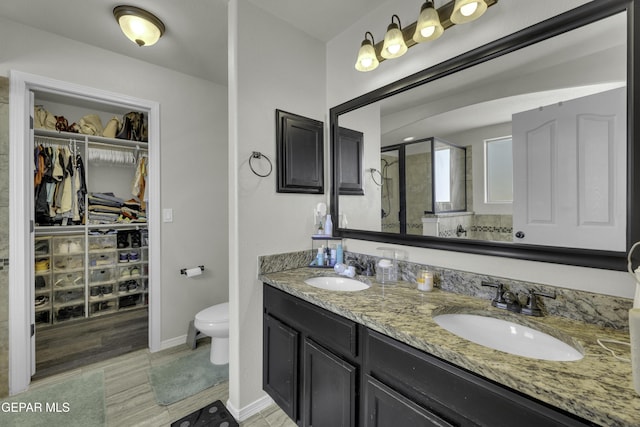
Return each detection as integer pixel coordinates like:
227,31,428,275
304,276,370,292
433,313,583,361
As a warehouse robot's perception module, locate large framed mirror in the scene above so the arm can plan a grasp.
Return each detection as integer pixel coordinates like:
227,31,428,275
330,0,639,270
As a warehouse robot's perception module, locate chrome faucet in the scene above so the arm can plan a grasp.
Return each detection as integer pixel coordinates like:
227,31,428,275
345,257,375,276
521,289,556,317
482,282,520,313
482,282,555,316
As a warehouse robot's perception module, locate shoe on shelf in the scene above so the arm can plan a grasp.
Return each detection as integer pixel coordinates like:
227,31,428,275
119,252,129,263
130,231,141,248
35,295,49,307
35,276,46,288
117,231,130,249
127,280,138,292
129,266,140,277
35,241,49,255
67,241,82,253
35,259,50,272
129,251,139,262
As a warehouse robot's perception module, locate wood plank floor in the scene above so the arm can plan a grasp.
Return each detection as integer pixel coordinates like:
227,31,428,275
29,341,296,426
33,308,149,381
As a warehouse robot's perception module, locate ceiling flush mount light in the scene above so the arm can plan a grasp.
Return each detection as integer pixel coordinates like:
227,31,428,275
413,1,444,43
356,0,497,72
113,5,165,47
381,15,408,59
355,32,380,72
450,0,488,24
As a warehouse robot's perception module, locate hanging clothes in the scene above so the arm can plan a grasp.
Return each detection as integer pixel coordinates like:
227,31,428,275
132,155,147,212
33,142,85,226
75,154,87,223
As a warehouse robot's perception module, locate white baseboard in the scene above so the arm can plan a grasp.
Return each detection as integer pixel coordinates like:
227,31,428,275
158,334,187,351
226,394,275,422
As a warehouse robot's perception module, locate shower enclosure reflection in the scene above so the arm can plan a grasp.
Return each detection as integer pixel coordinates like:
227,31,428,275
379,138,466,236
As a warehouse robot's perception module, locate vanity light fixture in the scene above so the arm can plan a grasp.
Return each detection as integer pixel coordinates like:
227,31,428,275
381,15,408,59
355,0,497,72
113,5,165,47
413,1,444,43
355,32,380,72
450,0,488,24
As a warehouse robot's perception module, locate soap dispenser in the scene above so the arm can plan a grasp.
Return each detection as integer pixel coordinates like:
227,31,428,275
324,214,333,236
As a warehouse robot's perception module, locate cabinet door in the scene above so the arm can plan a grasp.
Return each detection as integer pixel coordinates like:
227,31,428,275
276,109,324,194
364,375,454,427
302,338,356,427
263,314,299,421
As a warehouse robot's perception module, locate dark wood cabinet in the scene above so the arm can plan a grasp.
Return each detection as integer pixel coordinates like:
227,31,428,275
364,374,454,427
303,338,357,427
263,284,360,426
263,285,594,427
337,127,364,196
263,313,299,420
276,109,324,194
363,328,593,427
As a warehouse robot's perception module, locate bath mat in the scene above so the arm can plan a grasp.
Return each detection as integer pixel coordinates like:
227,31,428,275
171,400,239,427
0,371,105,427
149,348,228,405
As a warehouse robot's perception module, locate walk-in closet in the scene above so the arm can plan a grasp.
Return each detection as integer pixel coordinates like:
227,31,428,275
30,90,151,378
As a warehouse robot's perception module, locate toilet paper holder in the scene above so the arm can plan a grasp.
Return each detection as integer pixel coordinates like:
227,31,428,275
180,265,205,275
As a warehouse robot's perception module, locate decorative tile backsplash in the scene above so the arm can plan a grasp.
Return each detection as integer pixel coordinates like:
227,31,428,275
259,250,632,330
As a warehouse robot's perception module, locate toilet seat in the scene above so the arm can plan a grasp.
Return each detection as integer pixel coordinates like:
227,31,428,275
195,302,228,324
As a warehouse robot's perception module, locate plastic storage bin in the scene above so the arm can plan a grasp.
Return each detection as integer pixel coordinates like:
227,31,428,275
53,271,84,288
89,252,116,267
53,235,84,254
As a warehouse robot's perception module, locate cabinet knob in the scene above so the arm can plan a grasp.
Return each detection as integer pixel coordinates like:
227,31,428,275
515,231,525,239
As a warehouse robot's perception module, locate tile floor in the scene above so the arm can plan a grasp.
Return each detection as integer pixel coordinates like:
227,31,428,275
27,342,296,427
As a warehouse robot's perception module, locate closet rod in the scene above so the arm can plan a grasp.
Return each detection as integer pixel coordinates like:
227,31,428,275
88,140,148,152
34,136,77,146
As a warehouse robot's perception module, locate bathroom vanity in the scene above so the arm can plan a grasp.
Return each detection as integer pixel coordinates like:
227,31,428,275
261,268,639,426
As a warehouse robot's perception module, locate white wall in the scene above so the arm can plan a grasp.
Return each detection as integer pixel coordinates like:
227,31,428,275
228,0,327,415
326,0,636,298
443,122,513,215
339,103,382,230
0,16,229,343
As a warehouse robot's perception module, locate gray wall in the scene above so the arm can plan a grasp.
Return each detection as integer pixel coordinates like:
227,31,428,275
0,15,228,396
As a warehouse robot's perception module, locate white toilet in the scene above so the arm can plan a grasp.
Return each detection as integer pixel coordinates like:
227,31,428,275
194,302,229,365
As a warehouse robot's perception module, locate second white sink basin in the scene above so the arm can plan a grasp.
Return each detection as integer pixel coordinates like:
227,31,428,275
433,313,583,361
304,276,370,292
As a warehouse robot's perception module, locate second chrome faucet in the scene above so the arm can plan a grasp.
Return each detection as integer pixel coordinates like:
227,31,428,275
481,282,555,317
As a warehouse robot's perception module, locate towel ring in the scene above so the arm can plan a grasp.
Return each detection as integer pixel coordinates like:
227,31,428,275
249,151,273,177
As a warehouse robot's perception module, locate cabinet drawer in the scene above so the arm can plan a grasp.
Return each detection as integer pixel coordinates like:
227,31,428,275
365,329,591,427
264,284,358,358
364,375,454,427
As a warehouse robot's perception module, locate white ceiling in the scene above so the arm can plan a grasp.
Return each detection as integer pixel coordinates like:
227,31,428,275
0,0,386,86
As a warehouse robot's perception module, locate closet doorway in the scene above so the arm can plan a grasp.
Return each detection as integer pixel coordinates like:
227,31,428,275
9,71,161,394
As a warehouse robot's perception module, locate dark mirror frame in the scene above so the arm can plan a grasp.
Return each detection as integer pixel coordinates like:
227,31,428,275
330,0,638,271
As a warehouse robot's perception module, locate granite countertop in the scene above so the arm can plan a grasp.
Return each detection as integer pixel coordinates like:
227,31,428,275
259,267,640,427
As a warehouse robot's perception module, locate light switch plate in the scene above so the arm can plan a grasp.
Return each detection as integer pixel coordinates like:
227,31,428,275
163,208,173,223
